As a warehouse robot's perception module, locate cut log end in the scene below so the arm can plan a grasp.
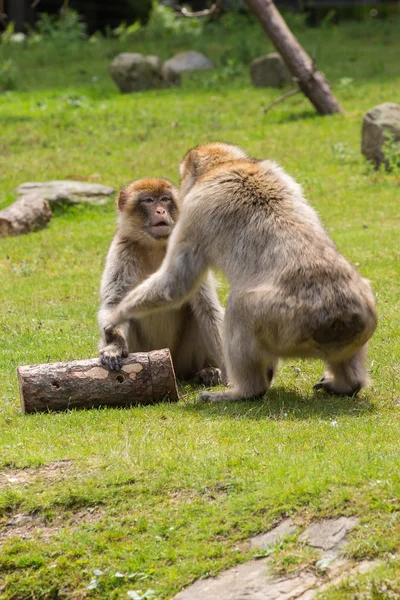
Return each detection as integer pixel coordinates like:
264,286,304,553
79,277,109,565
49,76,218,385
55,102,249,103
18,349,178,414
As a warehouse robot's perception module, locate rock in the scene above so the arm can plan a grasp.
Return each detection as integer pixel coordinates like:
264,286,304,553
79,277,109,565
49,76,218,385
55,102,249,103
299,517,359,551
173,515,369,600
361,103,400,168
251,518,298,550
163,51,213,73
14,181,115,206
161,63,182,87
110,53,180,93
0,195,52,238
250,53,292,88
173,558,318,600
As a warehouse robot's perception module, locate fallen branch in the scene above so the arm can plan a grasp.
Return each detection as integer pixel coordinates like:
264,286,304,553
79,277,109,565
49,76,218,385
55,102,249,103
0,195,52,238
262,87,300,113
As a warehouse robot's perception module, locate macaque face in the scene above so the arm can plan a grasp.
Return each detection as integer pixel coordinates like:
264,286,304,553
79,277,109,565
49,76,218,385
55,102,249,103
137,191,177,239
118,179,179,242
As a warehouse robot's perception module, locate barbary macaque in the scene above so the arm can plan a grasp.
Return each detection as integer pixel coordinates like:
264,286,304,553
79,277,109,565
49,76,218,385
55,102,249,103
103,145,377,402
98,177,225,386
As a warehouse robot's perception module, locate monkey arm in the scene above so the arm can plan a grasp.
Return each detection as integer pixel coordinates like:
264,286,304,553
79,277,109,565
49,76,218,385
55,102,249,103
104,239,208,335
98,239,142,368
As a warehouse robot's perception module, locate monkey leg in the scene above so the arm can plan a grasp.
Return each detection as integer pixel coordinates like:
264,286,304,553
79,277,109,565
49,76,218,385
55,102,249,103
314,344,369,396
199,329,276,403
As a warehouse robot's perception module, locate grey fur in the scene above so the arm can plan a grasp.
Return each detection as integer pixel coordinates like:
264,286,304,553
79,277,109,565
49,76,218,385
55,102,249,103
104,145,377,401
98,179,225,384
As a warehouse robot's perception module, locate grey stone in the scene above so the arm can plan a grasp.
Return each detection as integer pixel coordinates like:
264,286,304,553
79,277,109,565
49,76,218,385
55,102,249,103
173,515,375,600
110,53,180,93
173,558,318,600
251,518,298,550
163,51,213,73
250,53,292,88
14,181,115,206
361,102,400,168
299,517,359,551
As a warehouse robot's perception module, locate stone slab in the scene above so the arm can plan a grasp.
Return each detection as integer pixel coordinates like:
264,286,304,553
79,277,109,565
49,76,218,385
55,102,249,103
174,558,318,600
251,518,298,550
14,181,115,206
299,517,359,551
173,517,363,600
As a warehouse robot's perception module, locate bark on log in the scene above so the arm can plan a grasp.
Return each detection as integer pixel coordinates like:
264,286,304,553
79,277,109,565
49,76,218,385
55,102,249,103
0,195,52,238
243,0,344,115
18,349,178,414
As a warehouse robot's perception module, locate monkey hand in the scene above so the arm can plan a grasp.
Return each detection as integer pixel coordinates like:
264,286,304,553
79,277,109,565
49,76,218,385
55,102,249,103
100,343,129,372
194,367,222,387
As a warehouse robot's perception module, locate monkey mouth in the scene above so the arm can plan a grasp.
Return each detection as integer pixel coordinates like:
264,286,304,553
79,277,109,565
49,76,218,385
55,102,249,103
148,223,172,238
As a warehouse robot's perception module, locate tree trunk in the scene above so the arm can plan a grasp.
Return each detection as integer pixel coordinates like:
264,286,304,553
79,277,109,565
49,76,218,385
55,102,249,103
0,195,52,238
244,0,344,115
18,349,178,414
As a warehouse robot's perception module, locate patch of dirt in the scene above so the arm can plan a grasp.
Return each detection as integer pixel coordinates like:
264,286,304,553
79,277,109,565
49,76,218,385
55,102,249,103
168,485,229,506
0,506,103,545
168,490,198,506
0,460,74,488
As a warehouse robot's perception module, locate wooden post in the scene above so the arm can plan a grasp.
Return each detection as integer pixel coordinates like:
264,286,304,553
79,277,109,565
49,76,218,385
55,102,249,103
18,349,178,414
243,0,344,115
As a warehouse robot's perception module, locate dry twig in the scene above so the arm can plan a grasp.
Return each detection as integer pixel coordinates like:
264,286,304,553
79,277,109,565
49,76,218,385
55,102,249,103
262,87,300,114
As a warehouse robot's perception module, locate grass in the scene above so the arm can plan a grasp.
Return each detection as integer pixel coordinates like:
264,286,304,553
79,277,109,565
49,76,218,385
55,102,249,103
0,10,400,599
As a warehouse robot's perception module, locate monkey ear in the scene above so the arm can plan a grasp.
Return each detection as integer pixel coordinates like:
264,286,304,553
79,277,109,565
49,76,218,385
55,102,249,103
117,188,129,211
180,150,198,180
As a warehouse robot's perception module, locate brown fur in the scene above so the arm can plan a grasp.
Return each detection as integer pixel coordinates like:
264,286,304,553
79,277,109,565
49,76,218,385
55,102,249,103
98,177,225,385
104,144,377,401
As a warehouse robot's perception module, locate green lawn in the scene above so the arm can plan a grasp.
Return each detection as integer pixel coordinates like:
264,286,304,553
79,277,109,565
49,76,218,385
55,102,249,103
0,11,399,599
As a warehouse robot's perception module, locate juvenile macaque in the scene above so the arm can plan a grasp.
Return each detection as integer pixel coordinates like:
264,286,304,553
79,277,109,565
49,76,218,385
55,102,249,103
103,145,377,402
98,178,225,386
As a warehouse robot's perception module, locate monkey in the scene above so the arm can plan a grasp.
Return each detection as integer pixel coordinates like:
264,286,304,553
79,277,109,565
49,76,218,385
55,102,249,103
102,143,377,403
98,177,225,387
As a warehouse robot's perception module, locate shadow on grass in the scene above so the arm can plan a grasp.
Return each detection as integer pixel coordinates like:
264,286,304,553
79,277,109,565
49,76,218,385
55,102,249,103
179,385,376,422
0,115,34,124
271,110,319,124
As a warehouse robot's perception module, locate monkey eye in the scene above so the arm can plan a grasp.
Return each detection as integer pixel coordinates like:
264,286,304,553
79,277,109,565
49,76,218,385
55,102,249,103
160,196,170,203
141,197,154,204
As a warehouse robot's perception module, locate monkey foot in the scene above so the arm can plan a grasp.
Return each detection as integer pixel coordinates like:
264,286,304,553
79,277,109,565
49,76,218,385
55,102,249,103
198,390,230,403
313,378,361,397
198,389,265,403
194,367,222,387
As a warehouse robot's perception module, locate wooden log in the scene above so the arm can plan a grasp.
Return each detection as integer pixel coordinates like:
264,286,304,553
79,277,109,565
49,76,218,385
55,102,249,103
18,349,178,414
0,195,52,238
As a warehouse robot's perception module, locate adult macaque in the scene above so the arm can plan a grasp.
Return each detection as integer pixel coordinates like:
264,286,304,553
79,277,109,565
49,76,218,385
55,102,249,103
98,178,225,386
103,145,377,402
